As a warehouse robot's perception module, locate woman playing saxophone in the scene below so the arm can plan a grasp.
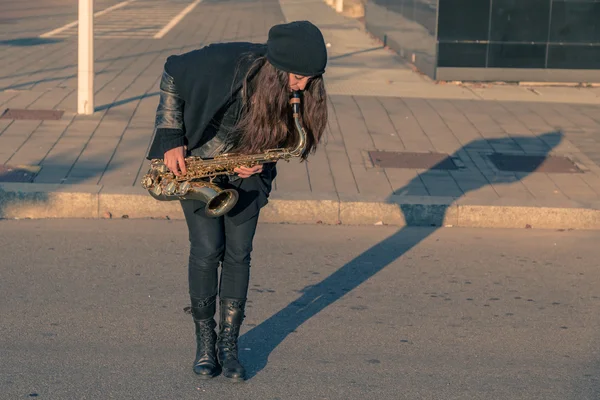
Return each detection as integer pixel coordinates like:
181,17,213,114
145,21,328,382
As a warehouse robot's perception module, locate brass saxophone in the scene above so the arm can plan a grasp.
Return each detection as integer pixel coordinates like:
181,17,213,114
141,91,307,217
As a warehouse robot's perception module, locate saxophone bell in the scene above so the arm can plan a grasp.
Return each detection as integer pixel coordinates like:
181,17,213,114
186,181,240,218
146,178,239,217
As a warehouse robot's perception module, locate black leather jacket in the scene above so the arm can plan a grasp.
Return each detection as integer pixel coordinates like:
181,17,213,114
154,67,244,160
154,69,185,140
147,42,267,160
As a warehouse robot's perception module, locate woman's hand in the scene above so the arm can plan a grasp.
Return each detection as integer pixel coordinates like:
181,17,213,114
164,146,187,176
234,164,263,178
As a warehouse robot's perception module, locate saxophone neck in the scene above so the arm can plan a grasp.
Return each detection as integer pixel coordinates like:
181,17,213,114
290,91,306,156
290,90,301,116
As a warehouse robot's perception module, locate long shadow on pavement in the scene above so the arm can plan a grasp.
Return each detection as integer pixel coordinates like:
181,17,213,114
240,131,563,380
95,92,159,112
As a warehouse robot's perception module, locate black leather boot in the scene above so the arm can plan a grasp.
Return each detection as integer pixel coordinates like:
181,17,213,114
191,295,220,379
217,298,246,382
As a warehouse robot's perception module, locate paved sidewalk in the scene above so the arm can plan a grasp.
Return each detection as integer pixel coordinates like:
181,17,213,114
1,0,600,229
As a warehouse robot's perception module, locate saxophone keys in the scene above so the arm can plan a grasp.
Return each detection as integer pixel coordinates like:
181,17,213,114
165,181,178,195
179,181,191,195
141,175,154,189
151,185,163,197
156,163,169,174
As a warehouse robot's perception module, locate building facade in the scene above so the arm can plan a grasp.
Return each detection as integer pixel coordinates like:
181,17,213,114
365,0,600,82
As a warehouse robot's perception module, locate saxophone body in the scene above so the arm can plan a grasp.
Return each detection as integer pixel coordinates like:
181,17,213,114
141,91,307,217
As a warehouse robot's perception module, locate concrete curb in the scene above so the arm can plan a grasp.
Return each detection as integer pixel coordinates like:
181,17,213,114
1,183,600,230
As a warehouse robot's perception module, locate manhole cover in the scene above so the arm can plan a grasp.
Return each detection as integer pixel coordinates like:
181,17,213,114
487,153,583,173
368,151,458,170
0,165,41,182
0,109,64,120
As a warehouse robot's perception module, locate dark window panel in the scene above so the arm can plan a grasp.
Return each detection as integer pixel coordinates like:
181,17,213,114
547,44,600,69
437,43,488,67
549,1,600,44
438,0,490,41
490,0,551,43
488,43,547,68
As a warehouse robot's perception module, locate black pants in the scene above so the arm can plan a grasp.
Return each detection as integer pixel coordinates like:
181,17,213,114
181,199,259,302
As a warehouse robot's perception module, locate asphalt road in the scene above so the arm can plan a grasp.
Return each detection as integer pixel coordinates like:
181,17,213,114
1,219,600,399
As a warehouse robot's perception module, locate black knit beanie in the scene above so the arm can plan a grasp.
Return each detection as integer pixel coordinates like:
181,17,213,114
266,21,327,76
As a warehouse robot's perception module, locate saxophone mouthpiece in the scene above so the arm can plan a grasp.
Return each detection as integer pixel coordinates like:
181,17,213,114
290,90,301,114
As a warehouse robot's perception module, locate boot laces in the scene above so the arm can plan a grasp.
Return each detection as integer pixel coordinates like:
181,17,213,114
220,327,240,354
196,321,216,354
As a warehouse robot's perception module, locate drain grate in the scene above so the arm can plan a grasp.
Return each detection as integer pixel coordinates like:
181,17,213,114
0,108,64,120
0,165,41,182
487,153,583,173
368,151,458,170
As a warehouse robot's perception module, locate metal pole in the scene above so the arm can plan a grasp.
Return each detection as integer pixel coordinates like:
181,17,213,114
78,0,94,114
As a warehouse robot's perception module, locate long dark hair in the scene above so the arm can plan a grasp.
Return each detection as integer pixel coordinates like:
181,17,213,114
231,56,327,160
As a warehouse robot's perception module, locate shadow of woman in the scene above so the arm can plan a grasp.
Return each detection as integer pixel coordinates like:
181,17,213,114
240,131,564,379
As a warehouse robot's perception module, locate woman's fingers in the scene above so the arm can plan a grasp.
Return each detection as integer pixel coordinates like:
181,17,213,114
164,146,187,176
234,165,262,178
176,154,187,175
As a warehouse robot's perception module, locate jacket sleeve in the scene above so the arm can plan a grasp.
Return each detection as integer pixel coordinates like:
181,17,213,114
154,66,186,152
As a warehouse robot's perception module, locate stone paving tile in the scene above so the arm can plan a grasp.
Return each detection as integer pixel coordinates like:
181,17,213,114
352,96,404,152
515,172,568,200
552,104,600,130
482,172,535,199
578,172,600,197
501,102,557,133
547,174,600,201
29,42,117,92
305,146,336,194
34,140,88,183
403,98,463,154
0,120,41,137
0,135,31,164
323,145,358,195
350,164,391,195
449,170,492,192
330,95,374,165
418,170,464,198
1,42,75,91
572,105,600,127
1,90,47,111
274,159,311,192
525,103,581,131
7,134,59,165
377,97,433,153
460,185,499,200
27,89,74,111
463,151,495,175
385,168,428,196
324,101,343,144
61,120,100,138
0,91,20,107
100,133,152,187
321,102,359,195
425,99,489,150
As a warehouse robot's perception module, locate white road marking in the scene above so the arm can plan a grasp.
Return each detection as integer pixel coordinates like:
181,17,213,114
40,0,136,38
39,0,200,40
153,0,203,39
